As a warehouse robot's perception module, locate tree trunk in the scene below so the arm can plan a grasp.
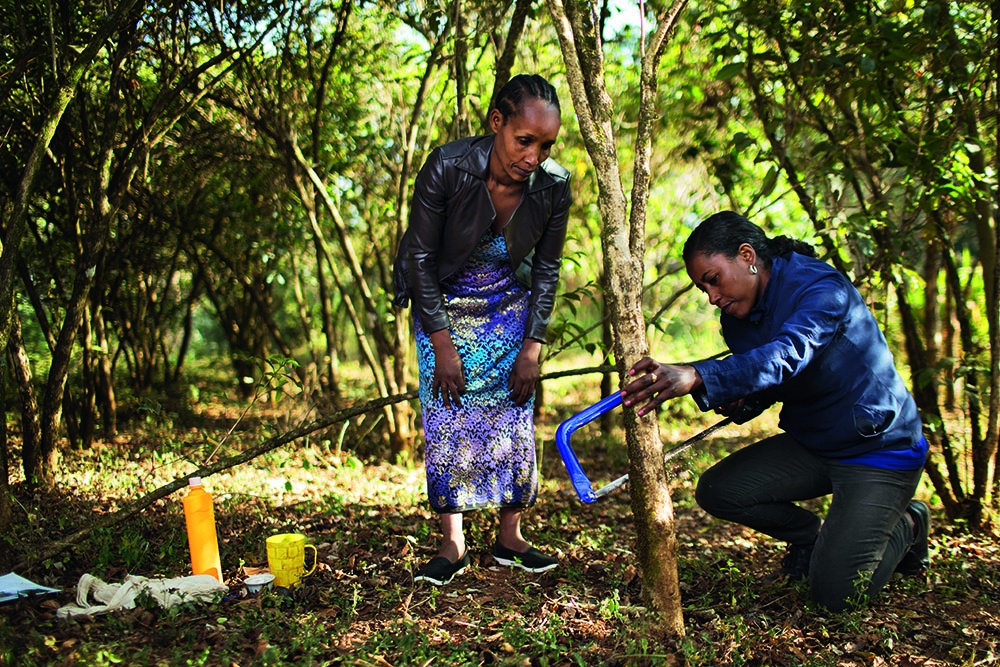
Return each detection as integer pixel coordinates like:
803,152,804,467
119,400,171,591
288,165,408,452
895,282,964,518
600,290,615,432
943,270,957,409
7,312,43,486
79,306,98,450
933,0,999,520
39,238,105,483
92,302,117,439
936,219,991,527
922,240,940,370
0,356,12,536
992,0,1000,499
167,268,203,387
310,238,341,399
546,0,688,637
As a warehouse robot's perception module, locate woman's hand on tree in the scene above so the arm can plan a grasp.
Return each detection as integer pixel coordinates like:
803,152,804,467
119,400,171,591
621,357,702,417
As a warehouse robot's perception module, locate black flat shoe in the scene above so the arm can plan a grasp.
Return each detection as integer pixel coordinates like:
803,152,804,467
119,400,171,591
413,552,471,586
896,499,930,577
491,543,558,573
780,542,814,581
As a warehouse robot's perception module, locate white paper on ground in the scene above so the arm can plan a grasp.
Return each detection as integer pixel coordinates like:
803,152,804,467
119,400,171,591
0,572,60,603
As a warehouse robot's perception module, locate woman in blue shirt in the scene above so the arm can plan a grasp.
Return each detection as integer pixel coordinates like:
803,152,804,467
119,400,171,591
621,211,929,612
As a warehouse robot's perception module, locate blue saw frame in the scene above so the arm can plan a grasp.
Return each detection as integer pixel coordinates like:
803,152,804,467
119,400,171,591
555,393,734,504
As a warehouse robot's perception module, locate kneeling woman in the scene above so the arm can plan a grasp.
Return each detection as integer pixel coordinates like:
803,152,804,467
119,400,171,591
622,211,929,612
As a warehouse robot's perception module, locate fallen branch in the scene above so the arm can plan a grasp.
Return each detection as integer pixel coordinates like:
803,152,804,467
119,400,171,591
18,365,618,571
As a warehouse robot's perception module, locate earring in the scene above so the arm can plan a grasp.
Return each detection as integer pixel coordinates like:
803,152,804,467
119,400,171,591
750,264,758,275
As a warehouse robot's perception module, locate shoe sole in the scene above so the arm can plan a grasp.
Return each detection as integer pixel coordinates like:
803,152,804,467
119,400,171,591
491,555,558,573
414,563,468,586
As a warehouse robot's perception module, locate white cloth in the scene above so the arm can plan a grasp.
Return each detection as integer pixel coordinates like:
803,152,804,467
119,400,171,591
57,573,227,619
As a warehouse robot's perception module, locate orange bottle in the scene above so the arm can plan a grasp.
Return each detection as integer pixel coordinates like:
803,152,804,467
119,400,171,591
182,477,223,583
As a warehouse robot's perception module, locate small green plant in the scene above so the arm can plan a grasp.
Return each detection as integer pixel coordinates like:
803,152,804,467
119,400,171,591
598,588,624,620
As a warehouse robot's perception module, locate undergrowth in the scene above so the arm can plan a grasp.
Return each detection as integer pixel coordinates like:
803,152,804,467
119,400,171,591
1,378,998,666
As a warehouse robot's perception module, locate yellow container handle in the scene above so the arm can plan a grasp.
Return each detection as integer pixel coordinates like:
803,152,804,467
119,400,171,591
303,544,318,577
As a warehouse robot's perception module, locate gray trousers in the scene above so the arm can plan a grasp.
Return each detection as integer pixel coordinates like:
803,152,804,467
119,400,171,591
695,432,923,612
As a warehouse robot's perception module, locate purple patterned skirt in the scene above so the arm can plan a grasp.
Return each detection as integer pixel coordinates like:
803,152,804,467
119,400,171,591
415,232,537,513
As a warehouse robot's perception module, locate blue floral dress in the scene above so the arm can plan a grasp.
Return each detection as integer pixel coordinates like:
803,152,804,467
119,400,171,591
414,231,537,513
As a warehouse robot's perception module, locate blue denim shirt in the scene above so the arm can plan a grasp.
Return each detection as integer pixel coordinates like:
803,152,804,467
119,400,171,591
691,253,924,459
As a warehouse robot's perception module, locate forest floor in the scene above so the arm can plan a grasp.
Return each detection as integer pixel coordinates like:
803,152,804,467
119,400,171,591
1,375,998,666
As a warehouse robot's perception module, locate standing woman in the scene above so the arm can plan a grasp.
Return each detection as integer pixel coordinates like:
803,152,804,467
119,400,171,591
393,74,571,585
621,211,930,612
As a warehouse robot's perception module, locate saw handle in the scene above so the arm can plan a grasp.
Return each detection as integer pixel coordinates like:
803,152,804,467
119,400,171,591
555,392,623,503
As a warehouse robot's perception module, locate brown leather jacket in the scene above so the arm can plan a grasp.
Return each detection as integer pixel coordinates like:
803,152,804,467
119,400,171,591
392,135,572,343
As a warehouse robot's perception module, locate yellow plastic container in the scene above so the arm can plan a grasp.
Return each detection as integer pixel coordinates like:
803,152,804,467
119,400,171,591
182,477,223,583
266,533,317,588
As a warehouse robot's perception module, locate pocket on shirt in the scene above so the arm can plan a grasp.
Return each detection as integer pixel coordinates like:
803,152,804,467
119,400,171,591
852,378,898,437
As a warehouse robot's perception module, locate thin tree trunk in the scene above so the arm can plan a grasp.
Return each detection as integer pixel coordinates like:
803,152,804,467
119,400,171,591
168,267,203,387
895,282,964,518
386,41,450,458
289,150,413,456
311,236,341,398
452,0,471,138
991,0,1000,498
39,228,109,482
7,312,43,485
943,270,957,409
290,171,392,401
937,219,989,526
0,355,12,536
92,302,117,439
485,0,534,134
546,0,688,637
922,241,940,370
79,306,98,449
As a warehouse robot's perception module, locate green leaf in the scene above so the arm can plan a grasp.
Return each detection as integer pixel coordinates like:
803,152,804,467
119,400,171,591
732,132,754,154
759,166,779,200
717,62,745,80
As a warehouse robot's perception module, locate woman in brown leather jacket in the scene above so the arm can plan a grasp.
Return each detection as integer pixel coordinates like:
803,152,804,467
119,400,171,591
393,74,572,586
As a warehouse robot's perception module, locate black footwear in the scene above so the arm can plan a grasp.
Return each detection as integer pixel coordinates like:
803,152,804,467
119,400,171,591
413,552,471,586
895,499,930,576
491,543,559,573
780,543,814,581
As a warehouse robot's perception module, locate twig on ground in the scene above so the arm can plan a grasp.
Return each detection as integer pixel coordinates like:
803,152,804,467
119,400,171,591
16,365,622,572
16,389,418,572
